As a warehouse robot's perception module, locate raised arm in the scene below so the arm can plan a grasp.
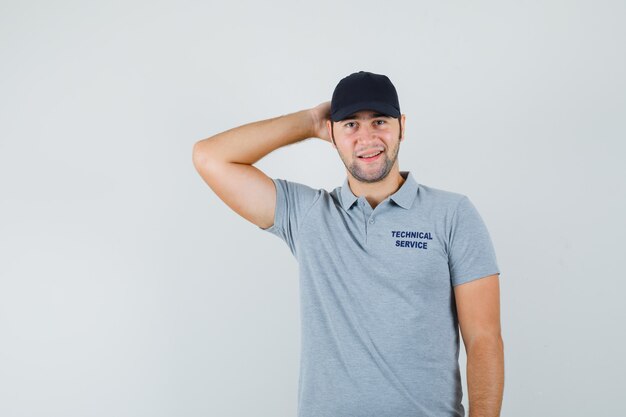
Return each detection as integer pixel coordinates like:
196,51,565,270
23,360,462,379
192,102,331,229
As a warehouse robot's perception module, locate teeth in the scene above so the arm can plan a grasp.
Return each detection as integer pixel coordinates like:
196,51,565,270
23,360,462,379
361,151,382,158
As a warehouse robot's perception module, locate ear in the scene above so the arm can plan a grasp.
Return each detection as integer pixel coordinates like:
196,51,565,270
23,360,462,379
326,120,337,148
399,114,406,141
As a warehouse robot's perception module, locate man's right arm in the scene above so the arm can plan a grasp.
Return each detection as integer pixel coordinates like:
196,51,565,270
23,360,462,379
192,102,331,229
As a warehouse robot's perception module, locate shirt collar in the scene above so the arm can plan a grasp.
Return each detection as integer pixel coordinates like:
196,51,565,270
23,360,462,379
340,170,418,211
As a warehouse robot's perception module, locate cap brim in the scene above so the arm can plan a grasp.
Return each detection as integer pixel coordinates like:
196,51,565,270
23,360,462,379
331,101,400,122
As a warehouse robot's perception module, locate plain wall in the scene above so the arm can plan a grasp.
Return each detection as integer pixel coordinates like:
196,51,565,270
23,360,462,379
1,0,624,416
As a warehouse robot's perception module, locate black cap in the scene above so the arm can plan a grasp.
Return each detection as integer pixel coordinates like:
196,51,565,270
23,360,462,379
330,71,401,122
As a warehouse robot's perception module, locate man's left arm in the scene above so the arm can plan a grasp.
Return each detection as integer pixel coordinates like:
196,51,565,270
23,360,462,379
454,273,504,417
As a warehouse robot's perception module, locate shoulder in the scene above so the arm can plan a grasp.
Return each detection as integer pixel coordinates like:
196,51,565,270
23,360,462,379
272,177,327,197
271,178,328,216
417,183,468,210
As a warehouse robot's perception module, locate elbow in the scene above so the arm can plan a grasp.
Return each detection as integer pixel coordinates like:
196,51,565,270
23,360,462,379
193,139,228,178
192,140,215,170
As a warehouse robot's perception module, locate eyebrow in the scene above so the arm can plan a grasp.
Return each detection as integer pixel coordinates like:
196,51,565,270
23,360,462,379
341,113,390,121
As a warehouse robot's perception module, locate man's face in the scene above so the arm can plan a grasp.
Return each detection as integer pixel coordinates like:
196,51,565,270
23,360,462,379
327,110,406,184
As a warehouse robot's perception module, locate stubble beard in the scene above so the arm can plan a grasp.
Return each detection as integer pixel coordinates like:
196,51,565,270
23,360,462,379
340,134,401,184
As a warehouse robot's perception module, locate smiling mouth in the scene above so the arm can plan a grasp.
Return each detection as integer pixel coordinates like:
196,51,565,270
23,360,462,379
358,150,383,161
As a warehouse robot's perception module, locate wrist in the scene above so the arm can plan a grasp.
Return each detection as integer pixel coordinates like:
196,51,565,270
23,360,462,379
305,108,319,138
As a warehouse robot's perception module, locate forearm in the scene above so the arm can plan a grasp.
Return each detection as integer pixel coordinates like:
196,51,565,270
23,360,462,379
193,109,316,166
467,336,505,417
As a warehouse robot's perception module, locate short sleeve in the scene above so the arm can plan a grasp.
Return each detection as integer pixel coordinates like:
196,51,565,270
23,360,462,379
448,196,500,287
258,178,321,257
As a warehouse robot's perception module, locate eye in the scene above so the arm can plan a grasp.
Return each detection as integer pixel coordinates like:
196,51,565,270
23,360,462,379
345,122,356,128
375,120,386,125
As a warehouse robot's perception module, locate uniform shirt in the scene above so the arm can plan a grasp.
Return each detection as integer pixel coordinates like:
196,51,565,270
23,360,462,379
259,170,500,417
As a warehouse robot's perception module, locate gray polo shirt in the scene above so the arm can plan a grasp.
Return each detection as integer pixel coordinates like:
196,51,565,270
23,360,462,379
259,170,500,417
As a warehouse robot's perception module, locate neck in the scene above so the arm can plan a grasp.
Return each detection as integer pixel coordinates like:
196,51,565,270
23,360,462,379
347,168,406,209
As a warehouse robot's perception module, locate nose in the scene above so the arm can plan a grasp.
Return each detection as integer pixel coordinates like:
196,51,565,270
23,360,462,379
357,121,377,140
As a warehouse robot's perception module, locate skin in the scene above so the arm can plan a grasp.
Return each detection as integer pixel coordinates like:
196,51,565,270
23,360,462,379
311,102,407,209
454,274,505,417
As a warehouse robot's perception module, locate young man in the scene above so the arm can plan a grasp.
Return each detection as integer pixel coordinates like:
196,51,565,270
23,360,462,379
192,71,504,417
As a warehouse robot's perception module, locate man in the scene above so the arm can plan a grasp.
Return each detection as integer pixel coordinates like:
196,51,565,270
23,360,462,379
192,71,504,417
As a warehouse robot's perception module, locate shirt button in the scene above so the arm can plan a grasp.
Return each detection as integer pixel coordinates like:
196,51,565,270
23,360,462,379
369,218,375,224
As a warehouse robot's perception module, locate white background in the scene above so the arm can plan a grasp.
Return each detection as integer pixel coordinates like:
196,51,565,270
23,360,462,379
1,1,624,416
